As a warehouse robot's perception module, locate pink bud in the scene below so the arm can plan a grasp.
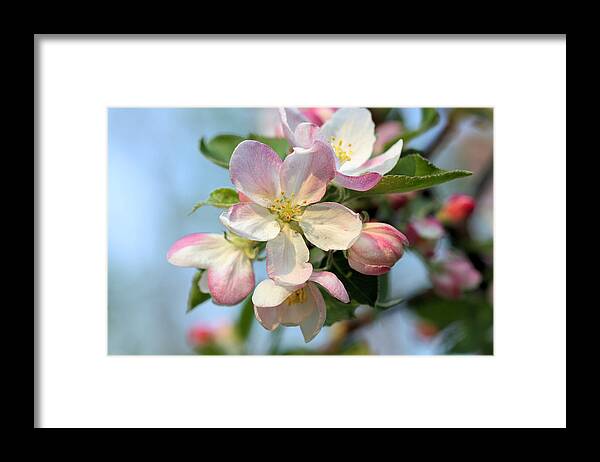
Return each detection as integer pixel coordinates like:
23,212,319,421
187,325,215,347
387,191,417,210
437,194,476,225
405,217,445,258
348,222,409,275
298,107,337,126
417,321,439,338
430,254,482,299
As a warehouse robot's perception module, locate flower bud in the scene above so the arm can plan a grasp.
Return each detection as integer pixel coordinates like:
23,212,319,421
348,222,409,275
187,325,215,347
430,253,482,299
437,194,476,225
405,217,445,258
298,107,337,126
387,191,417,210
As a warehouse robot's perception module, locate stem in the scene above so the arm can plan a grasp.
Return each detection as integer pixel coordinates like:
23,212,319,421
316,251,334,271
268,328,283,354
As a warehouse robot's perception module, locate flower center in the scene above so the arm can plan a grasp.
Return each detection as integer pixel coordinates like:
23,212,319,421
329,136,353,163
286,287,307,305
269,193,304,223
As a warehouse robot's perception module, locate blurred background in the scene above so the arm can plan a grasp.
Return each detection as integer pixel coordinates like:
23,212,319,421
108,107,493,355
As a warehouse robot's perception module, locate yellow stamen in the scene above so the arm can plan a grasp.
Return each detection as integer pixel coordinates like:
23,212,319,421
268,193,303,223
330,136,352,163
286,287,307,305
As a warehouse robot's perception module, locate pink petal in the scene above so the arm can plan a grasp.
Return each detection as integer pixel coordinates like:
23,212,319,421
347,257,391,276
229,140,282,207
266,226,313,286
207,251,255,305
347,222,408,275
333,171,382,191
280,140,336,206
299,283,327,342
279,108,310,147
293,122,320,148
299,202,363,251
363,222,410,246
299,107,337,126
167,233,231,268
279,287,317,326
238,191,252,202
309,271,349,303
219,202,281,241
254,305,281,331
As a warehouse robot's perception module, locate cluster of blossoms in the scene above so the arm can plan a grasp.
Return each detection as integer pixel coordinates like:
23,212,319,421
168,108,409,342
404,194,482,299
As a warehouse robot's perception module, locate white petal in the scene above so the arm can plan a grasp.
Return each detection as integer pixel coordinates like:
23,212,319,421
299,283,327,342
347,139,403,176
279,287,317,326
220,203,281,241
252,279,299,308
167,233,232,268
318,107,375,172
266,226,313,286
198,270,210,293
299,202,363,251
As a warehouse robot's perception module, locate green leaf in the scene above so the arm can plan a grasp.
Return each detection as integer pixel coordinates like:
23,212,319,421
199,134,242,168
247,134,290,158
331,252,378,306
199,133,290,169
309,247,327,267
187,270,211,313
409,293,493,355
235,296,255,342
347,154,472,198
189,187,239,215
374,272,403,310
323,291,358,326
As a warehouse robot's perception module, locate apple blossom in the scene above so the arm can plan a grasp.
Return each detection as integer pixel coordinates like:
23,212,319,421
167,231,257,305
220,140,363,287
347,222,409,275
252,271,350,342
437,194,476,225
279,107,404,191
430,253,482,299
405,217,445,258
